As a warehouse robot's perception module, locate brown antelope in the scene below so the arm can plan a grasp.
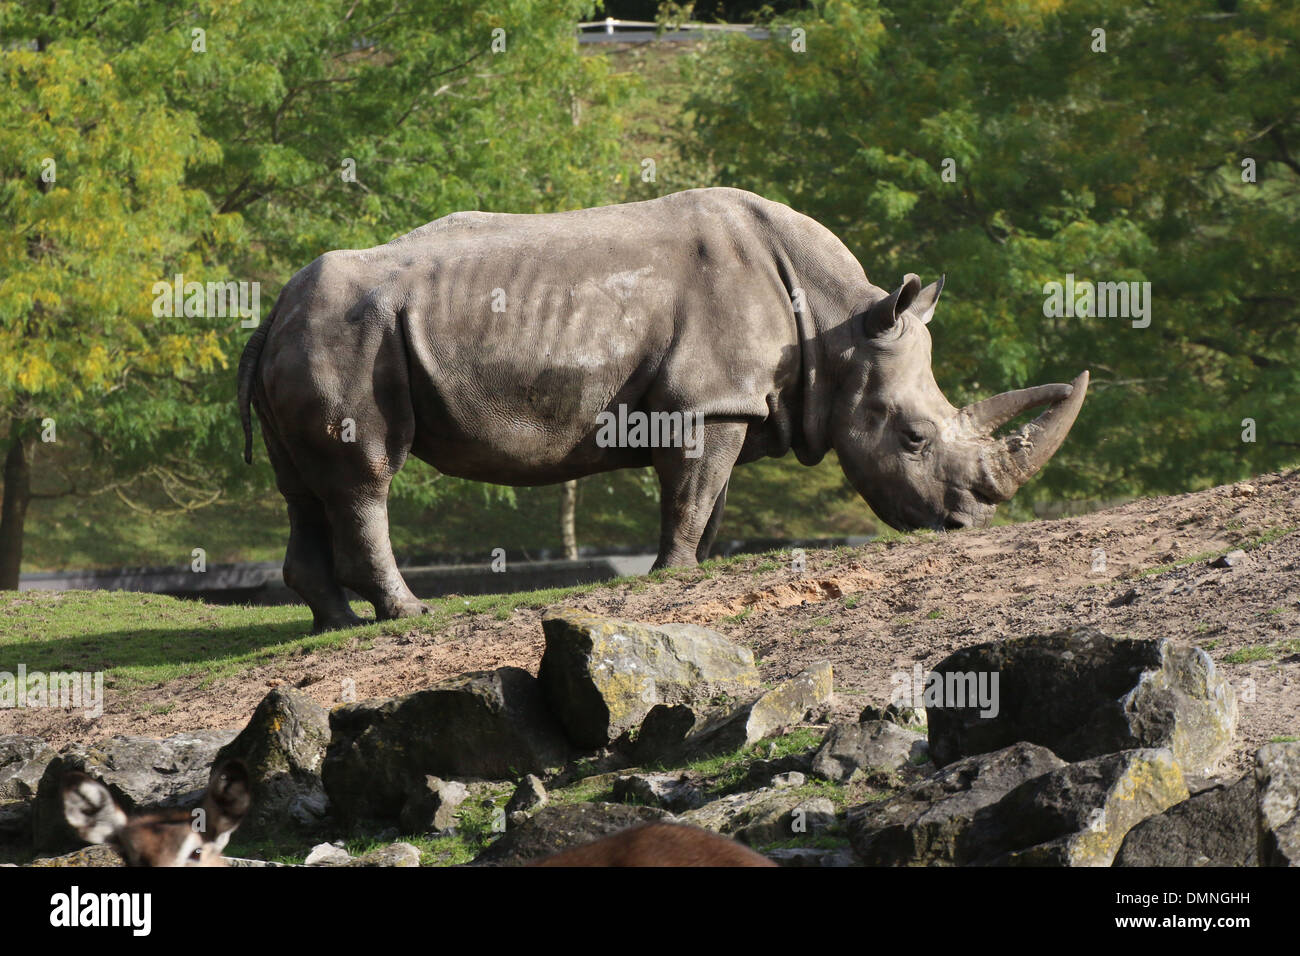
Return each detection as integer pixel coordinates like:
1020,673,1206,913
531,823,777,867
61,760,251,867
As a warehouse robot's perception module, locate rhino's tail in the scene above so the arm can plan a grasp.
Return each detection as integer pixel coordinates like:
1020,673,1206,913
237,300,277,464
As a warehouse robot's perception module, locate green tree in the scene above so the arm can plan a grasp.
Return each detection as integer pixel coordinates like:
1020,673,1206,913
683,0,1299,507
0,33,234,588
0,0,630,584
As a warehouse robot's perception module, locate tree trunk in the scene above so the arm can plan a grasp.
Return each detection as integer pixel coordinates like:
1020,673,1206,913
0,426,33,591
560,479,579,560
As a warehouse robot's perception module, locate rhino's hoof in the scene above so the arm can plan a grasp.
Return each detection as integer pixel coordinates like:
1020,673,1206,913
380,600,432,621
312,611,366,634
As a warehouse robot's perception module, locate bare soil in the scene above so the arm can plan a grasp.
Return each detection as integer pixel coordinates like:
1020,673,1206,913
11,470,1300,775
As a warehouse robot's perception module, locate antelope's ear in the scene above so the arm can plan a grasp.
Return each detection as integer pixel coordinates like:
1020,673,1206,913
62,773,129,845
860,274,922,338
200,760,251,847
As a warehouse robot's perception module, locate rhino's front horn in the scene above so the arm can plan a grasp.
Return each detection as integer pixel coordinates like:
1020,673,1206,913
962,382,1076,434
977,371,1089,501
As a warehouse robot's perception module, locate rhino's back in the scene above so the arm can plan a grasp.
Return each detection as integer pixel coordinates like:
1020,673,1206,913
262,189,850,482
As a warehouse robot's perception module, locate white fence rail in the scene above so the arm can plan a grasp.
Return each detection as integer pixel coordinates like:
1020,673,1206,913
577,18,769,43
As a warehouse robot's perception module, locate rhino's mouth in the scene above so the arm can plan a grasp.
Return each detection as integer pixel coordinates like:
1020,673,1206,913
887,499,992,533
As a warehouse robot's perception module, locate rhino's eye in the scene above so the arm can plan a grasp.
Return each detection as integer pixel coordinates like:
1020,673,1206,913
900,426,928,452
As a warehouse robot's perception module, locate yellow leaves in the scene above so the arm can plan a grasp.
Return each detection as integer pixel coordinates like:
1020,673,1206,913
15,354,59,393
964,0,1065,30
76,344,112,384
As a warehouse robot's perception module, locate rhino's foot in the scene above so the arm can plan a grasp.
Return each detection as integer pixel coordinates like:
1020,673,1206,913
650,552,700,572
376,599,432,621
311,609,366,634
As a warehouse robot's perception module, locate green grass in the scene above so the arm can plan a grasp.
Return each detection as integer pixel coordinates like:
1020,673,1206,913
0,574,646,690
1269,736,1300,744
1223,645,1274,664
654,727,826,793
1132,526,1297,580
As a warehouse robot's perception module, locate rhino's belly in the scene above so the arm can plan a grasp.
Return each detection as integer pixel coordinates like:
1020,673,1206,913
402,308,671,483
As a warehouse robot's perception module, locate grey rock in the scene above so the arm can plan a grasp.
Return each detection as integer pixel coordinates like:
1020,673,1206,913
288,790,329,828
612,773,705,812
322,667,568,822
0,800,32,843
772,771,806,788
27,844,124,867
505,774,548,818
225,857,290,867
674,663,834,760
926,627,1236,775
31,730,237,851
1256,741,1300,866
985,749,1188,866
1115,773,1257,867
742,752,815,789
858,703,924,727
304,842,353,866
848,742,1067,866
345,841,421,867
1210,550,1246,568
631,704,701,762
767,846,858,867
539,609,760,749
681,789,836,846
812,720,926,782
0,735,54,802
398,776,468,834
213,687,331,838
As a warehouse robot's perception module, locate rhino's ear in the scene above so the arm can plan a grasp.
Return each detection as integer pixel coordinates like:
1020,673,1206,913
861,274,922,338
908,274,945,325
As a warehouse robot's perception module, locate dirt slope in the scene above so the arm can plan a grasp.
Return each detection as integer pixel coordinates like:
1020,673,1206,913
10,470,1300,773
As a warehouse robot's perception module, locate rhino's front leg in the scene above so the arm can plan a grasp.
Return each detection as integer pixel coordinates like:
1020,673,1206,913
651,422,746,570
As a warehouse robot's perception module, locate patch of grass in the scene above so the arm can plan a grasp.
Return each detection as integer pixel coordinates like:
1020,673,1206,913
653,727,826,791
1269,735,1300,744
1133,526,1297,580
550,775,617,806
809,615,832,628
925,609,944,620
721,606,754,624
0,570,652,692
1223,645,1274,664
843,595,860,609
789,778,850,810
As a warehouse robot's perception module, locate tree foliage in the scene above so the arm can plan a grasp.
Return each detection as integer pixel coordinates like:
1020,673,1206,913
0,0,630,576
684,0,1299,504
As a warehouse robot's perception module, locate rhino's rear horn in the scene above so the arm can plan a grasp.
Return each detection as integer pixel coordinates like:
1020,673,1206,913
979,371,1089,500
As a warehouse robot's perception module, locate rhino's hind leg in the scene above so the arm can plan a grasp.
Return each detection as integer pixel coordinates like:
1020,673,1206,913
264,426,363,632
651,423,745,570
696,480,729,563
285,495,365,633
323,491,429,622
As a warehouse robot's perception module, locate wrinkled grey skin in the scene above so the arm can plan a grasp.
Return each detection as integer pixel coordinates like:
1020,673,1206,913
239,188,1087,631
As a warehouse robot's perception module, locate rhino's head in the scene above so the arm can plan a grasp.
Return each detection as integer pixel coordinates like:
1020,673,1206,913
830,274,1088,532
